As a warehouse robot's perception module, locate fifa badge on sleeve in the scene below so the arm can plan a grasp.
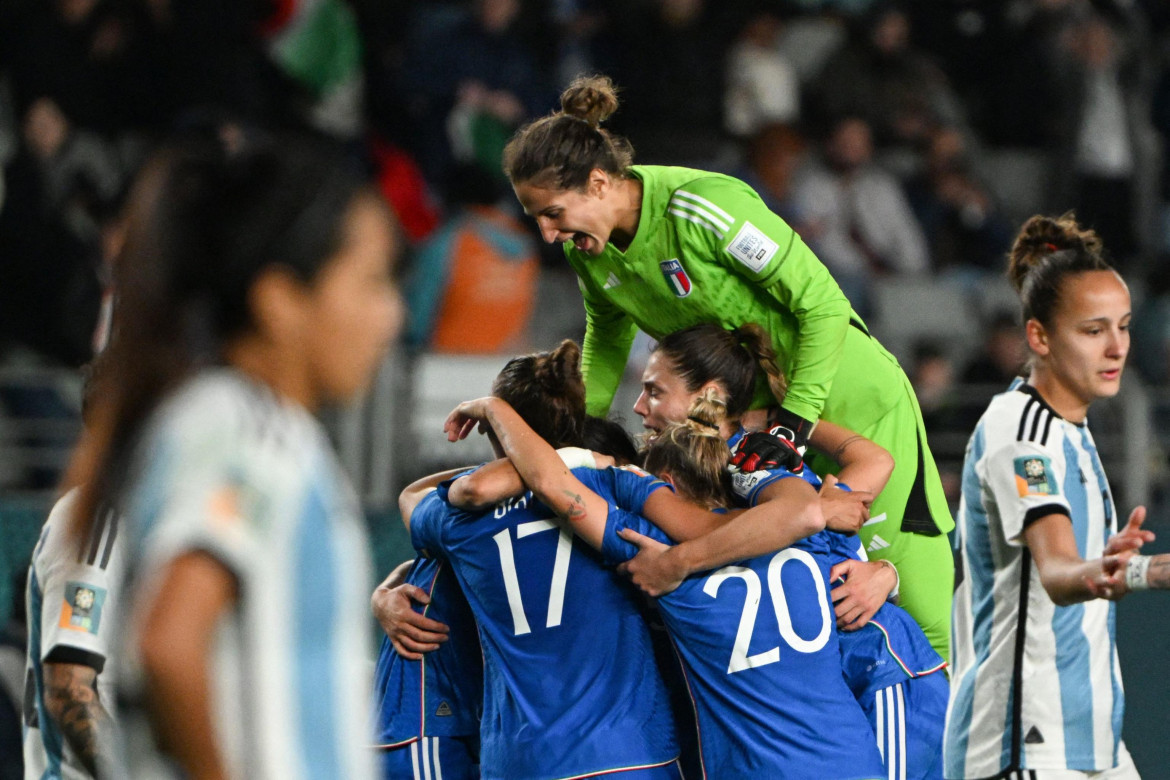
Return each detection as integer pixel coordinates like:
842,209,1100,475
1014,455,1058,497
60,581,107,634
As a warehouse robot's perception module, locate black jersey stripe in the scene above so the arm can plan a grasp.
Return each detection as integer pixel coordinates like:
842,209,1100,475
99,513,118,570
1016,398,1035,442
1040,412,1054,447
1028,406,1044,443
1009,550,1032,772
84,508,109,566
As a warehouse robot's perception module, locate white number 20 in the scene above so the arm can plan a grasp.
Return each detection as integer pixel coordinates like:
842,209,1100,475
703,548,832,674
492,520,573,635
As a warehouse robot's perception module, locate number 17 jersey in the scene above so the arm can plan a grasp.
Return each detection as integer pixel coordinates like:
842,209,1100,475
410,470,678,780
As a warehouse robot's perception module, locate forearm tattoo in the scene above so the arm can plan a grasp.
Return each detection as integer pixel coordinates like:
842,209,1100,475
560,489,588,522
45,666,112,775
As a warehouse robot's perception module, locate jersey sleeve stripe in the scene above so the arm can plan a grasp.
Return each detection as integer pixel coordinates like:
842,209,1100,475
673,189,734,223
1040,413,1055,447
1028,408,1045,443
666,207,727,239
1016,399,1035,442
668,195,732,231
99,517,119,570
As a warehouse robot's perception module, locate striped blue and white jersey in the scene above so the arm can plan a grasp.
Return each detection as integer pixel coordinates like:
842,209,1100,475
24,489,125,780
118,369,374,780
946,382,1123,778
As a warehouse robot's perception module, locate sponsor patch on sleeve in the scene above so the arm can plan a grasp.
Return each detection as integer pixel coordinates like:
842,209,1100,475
1014,455,1058,497
59,581,107,634
726,221,779,273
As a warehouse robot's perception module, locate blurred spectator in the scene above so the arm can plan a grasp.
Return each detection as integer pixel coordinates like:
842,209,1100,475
401,0,551,190
961,311,1027,387
612,0,733,165
1132,263,1170,386
810,3,965,151
792,116,929,316
1154,51,1170,255
260,0,366,139
1057,11,1143,267
911,340,959,431
905,126,1014,276
724,11,800,140
737,123,809,229
405,164,539,353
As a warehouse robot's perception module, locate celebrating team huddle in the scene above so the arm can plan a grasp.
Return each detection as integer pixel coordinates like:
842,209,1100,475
19,74,1170,780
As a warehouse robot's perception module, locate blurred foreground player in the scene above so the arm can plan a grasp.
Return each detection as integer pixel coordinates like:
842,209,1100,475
62,132,403,779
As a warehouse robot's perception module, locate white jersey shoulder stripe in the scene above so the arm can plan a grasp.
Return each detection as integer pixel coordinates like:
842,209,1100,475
673,189,734,223
667,206,727,239
667,196,731,232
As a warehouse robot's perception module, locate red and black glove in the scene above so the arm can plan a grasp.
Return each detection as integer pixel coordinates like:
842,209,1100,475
729,426,805,474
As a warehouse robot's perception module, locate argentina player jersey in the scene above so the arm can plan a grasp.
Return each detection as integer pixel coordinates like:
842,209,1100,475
947,381,1124,778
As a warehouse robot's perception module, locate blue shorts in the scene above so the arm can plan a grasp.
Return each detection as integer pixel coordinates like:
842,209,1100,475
379,736,479,780
862,674,948,780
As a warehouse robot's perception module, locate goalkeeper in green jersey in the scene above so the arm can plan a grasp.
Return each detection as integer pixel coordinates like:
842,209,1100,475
503,74,954,658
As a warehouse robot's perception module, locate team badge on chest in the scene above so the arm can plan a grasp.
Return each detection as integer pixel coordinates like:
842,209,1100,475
659,259,693,297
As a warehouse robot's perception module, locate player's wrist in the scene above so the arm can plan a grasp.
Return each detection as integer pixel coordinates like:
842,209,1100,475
1125,555,1152,592
876,559,900,601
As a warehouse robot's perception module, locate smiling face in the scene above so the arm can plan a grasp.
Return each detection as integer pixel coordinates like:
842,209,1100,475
633,351,722,441
513,173,617,256
1028,269,1130,419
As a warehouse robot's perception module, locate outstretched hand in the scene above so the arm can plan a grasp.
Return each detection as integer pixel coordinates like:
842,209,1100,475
617,528,686,597
1104,506,1154,557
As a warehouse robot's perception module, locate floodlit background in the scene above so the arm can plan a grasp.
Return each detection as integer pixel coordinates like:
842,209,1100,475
1,0,1169,772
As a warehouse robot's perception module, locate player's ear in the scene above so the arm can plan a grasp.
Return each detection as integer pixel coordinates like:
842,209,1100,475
586,168,608,198
1024,318,1049,358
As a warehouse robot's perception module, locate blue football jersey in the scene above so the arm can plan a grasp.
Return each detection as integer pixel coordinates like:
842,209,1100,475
600,507,884,779
410,469,679,780
372,555,483,747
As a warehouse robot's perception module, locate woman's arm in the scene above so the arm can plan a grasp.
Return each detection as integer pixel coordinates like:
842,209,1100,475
399,467,468,527
445,397,612,548
808,420,894,496
575,270,639,417
138,552,236,780
1024,514,1125,605
619,477,824,596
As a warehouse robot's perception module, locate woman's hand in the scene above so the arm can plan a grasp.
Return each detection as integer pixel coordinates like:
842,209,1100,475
617,529,687,597
372,582,450,660
1103,506,1154,557
828,558,898,630
444,397,498,441
819,474,872,535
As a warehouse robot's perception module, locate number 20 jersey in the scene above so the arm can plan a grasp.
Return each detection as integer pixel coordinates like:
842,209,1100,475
410,470,679,780
598,475,884,779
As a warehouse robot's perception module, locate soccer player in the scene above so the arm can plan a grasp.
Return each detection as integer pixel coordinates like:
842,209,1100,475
614,323,949,779
403,340,684,779
370,555,482,780
24,490,123,779
946,214,1153,779
445,390,885,779
504,75,954,658
62,133,402,779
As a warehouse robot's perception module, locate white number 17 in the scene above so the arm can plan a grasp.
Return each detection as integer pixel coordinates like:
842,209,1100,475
492,520,573,635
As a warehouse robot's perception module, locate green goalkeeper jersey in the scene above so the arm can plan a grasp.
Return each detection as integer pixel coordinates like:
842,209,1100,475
569,164,901,432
